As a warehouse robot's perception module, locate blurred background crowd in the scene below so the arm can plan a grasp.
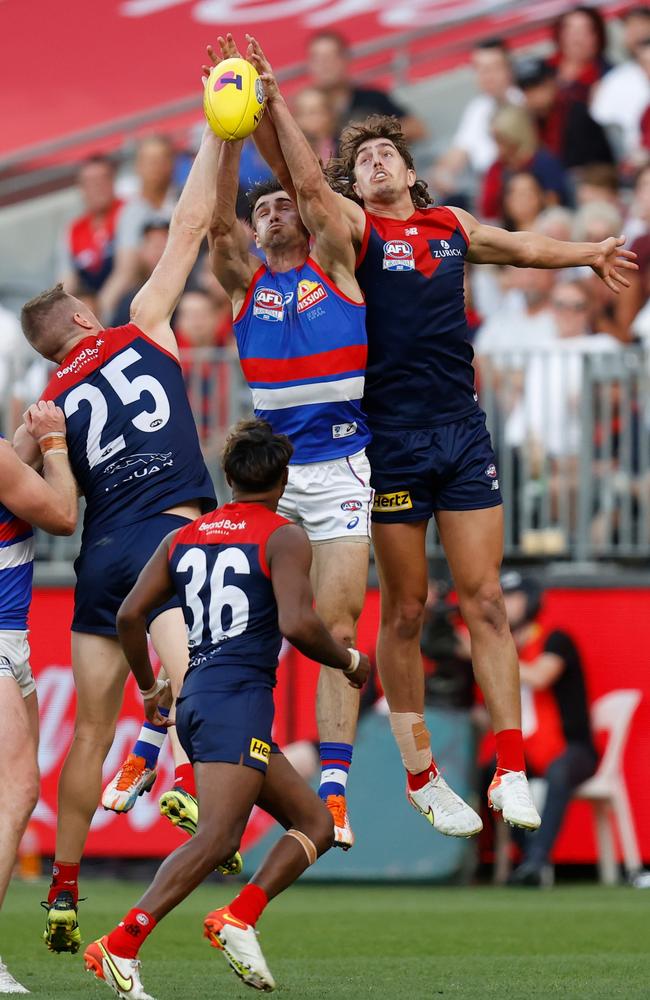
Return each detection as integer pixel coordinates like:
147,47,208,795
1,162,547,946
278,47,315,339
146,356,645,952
1,4,650,564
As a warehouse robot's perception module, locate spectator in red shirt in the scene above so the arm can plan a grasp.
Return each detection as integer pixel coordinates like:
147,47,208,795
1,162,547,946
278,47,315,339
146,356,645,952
480,104,570,221
58,155,123,296
516,57,614,169
549,5,611,102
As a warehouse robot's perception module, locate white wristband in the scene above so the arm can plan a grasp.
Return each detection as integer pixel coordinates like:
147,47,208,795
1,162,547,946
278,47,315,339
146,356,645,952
139,677,168,701
344,648,361,675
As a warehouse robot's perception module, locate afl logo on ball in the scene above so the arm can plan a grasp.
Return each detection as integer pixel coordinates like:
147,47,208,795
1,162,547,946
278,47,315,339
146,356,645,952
255,78,265,104
382,240,415,271
253,287,285,322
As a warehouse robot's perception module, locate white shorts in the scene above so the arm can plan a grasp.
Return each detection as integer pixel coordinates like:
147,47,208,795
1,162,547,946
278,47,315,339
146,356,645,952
278,449,373,543
0,630,36,698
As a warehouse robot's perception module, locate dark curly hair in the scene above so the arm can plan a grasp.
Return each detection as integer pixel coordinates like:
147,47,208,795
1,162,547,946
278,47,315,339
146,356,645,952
222,418,293,492
325,114,433,209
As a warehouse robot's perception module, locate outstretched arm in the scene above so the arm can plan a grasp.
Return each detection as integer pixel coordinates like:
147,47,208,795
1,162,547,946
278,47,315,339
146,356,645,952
453,207,638,295
247,35,361,295
130,125,222,350
267,524,370,689
208,139,259,317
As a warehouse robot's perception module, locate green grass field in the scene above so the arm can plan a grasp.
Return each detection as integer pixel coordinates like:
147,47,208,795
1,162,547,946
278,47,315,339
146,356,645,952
2,879,649,999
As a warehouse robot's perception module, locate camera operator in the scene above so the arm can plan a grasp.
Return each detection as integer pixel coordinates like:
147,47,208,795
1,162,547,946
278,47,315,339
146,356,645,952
486,571,598,886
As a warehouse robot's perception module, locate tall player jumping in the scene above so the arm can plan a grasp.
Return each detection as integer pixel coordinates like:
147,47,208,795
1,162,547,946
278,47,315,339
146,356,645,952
206,34,376,848
84,419,369,998
251,39,637,832
0,401,77,994
16,124,225,952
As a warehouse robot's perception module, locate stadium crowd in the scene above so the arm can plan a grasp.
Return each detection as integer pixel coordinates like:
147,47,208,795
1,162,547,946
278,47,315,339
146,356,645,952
1,6,649,555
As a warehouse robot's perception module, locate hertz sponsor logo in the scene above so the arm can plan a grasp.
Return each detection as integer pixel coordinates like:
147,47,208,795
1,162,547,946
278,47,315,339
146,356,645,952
249,738,271,764
372,490,413,511
297,278,327,313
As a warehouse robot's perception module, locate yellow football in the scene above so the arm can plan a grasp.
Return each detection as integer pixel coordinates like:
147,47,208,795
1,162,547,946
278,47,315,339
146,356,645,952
203,57,266,141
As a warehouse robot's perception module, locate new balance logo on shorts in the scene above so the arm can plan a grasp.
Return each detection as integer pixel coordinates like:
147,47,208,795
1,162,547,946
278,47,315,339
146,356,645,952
372,490,413,511
249,738,271,764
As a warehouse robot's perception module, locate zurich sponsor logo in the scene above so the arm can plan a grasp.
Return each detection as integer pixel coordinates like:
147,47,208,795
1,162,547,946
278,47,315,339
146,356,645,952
431,238,462,259
382,240,415,271
253,286,284,322
341,499,363,512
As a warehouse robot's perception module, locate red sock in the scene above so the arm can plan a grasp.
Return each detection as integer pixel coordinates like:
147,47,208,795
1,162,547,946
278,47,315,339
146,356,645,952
495,728,526,774
405,755,438,791
174,764,196,798
48,861,80,905
228,884,268,927
106,908,156,960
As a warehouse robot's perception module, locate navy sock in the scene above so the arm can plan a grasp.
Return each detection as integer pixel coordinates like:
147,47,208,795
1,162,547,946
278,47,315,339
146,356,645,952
318,742,353,799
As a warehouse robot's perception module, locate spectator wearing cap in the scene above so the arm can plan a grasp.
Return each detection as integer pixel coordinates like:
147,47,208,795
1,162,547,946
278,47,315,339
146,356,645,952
498,572,597,886
109,218,170,327
549,5,611,103
591,6,650,160
57,155,123,298
517,57,613,169
98,135,178,322
479,105,570,221
432,38,523,198
306,31,426,143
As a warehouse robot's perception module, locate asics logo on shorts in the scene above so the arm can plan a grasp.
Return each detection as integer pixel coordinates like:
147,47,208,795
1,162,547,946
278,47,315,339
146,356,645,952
372,490,413,512
249,738,271,763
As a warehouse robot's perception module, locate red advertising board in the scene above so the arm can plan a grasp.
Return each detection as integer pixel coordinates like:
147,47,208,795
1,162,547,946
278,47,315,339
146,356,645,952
27,585,650,864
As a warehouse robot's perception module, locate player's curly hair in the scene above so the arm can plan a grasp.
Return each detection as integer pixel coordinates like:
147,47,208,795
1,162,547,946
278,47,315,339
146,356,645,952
325,114,433,209
222,418,294,492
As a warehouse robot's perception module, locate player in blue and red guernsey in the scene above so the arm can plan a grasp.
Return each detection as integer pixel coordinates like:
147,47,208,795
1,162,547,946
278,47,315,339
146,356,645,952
84,419,369,998
255,57,638,835
0,401,77,994
16,122,226,952
206,33,373,850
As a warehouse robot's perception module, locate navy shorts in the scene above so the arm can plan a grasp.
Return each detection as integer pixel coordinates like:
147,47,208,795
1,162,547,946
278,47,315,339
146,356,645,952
175,684,277,773
72,513,190,636
368,409,503,523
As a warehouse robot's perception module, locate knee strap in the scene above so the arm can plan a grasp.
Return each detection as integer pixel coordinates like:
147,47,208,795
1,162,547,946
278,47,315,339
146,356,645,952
286,829,318,866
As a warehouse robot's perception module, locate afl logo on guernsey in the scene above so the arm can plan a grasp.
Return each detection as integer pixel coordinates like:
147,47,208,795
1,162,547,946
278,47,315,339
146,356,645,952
253,287,285,322
297,278,328,313
383,241,415,271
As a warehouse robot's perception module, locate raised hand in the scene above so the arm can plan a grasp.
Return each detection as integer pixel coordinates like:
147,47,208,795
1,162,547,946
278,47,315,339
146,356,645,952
346,652,371,690
202,32,241,81
591,236,638,294
246,34,280,103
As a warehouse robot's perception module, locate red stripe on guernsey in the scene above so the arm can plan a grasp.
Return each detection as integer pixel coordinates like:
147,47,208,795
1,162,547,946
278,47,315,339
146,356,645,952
306,257,365,307
356,213,372,268
0,517,31,543
41,323,179,400
241,344,367,385
168,502,291,577
234,264,267,324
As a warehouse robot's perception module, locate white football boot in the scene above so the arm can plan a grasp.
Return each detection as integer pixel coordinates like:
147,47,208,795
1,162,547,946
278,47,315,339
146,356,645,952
102,754,157,813
0,957,29,993
204,908,276,992
488,770,541,830
407,770,483,838
84,938,155,1000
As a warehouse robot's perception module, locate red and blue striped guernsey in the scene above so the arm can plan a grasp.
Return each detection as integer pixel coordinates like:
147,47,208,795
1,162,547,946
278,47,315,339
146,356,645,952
0,445,34,630
234,257,370,464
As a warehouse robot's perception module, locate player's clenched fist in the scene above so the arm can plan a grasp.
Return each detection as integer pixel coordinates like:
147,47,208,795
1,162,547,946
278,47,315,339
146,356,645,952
345,651,371,690
23,399,66,440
